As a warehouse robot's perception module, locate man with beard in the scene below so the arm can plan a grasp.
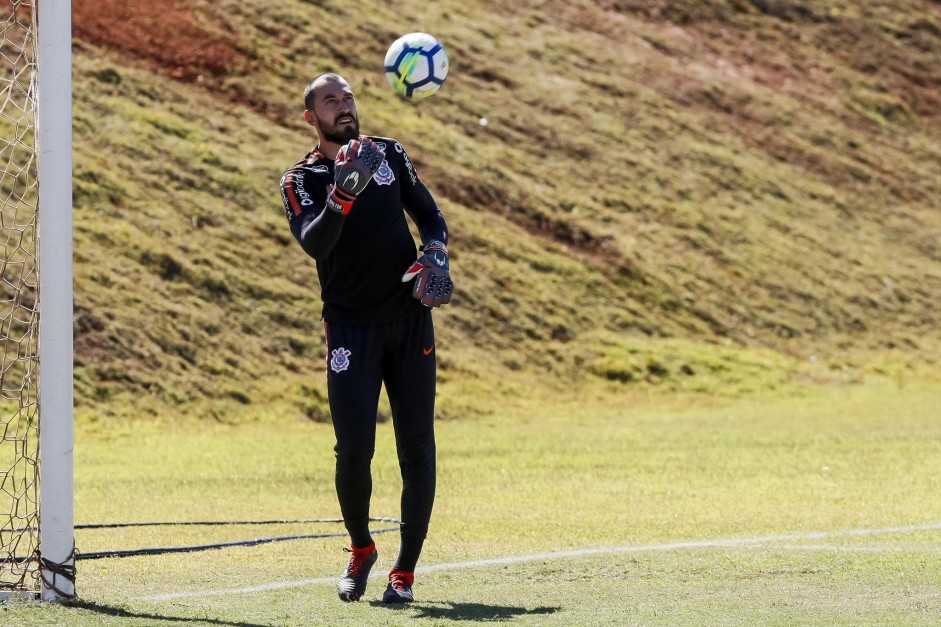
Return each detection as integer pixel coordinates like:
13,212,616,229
280,73,452,604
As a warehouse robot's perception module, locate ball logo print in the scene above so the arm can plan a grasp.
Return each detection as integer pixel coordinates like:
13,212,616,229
342,172,360,190
384,32,449,99
330,348,352,373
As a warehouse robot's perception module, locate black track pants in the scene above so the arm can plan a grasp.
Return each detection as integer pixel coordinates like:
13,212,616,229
324,310,436,569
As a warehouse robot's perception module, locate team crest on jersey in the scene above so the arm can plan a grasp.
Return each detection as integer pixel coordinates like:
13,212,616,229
330,347,352,373
373,159,395,186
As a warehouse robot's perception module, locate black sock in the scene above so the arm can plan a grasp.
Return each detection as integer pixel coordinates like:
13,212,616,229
392,528,426,572
346,516,374,550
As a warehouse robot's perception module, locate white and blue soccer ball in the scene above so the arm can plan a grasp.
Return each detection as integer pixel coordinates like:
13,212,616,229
384,32,449,99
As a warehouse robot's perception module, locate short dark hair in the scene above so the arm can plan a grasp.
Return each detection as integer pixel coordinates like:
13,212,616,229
304,73,347,110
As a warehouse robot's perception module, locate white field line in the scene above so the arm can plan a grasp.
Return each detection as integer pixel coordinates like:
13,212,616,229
750,543,941,553
139,521,941,602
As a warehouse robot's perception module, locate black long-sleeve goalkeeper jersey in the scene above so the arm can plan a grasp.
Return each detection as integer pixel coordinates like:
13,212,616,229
280,136,448,326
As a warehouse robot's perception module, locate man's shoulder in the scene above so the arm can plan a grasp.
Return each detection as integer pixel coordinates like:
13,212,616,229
364,135,408,154
282,150,332,179
365,136,421,185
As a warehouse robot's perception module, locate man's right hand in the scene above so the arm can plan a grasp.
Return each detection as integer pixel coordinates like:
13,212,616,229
326,139,385,215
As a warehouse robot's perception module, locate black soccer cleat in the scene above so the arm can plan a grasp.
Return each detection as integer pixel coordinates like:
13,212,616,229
337,544,378,602
382,569,415,604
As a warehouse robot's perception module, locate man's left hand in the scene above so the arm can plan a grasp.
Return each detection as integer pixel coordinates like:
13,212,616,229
401,240,453,308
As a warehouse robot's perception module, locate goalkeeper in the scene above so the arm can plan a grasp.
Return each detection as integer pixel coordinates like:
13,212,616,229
280,73,452,605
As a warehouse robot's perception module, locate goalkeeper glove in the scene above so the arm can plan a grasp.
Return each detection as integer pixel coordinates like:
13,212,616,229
401,240,453,308
325,138,385,215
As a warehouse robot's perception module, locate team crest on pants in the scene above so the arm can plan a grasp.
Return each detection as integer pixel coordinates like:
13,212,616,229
330,347,352,373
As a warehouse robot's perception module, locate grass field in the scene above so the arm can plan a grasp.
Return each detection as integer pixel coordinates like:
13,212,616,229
4,382,940,625
3,1,940,624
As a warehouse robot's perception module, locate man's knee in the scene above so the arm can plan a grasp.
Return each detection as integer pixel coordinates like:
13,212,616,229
397,438,436,478
335,445,375,471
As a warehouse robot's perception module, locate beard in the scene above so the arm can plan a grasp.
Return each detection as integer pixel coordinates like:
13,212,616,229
317,112,360,145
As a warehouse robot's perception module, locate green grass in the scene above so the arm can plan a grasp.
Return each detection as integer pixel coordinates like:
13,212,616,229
5,382,941,624
56,0,941,422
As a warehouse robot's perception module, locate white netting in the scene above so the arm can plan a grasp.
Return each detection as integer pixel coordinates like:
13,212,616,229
0,0,38,593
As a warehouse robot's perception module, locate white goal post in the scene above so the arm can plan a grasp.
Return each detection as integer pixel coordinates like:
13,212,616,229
37,0,74,601
0,0,73,600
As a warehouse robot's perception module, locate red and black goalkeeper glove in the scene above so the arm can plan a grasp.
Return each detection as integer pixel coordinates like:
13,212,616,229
325,138,384,215
401,240,453,308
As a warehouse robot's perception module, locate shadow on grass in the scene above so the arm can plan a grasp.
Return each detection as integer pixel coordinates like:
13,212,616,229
67,599,274,627
372,600,560,621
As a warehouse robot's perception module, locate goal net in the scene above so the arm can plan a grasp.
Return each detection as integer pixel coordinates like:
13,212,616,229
0,0,73,599
0,0,40,595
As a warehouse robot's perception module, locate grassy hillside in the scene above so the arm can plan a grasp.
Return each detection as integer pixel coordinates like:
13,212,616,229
67,0,941,421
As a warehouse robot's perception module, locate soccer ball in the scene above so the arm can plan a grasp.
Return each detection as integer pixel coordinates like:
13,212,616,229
384,32,449,99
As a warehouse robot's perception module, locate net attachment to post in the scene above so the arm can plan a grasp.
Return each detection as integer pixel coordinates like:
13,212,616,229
37,544,76,598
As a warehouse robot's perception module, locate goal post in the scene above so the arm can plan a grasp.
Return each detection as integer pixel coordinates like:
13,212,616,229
0,0,73,600
37,0,74,601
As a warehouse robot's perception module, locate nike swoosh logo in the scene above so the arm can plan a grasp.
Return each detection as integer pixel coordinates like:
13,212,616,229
423,346,434,356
